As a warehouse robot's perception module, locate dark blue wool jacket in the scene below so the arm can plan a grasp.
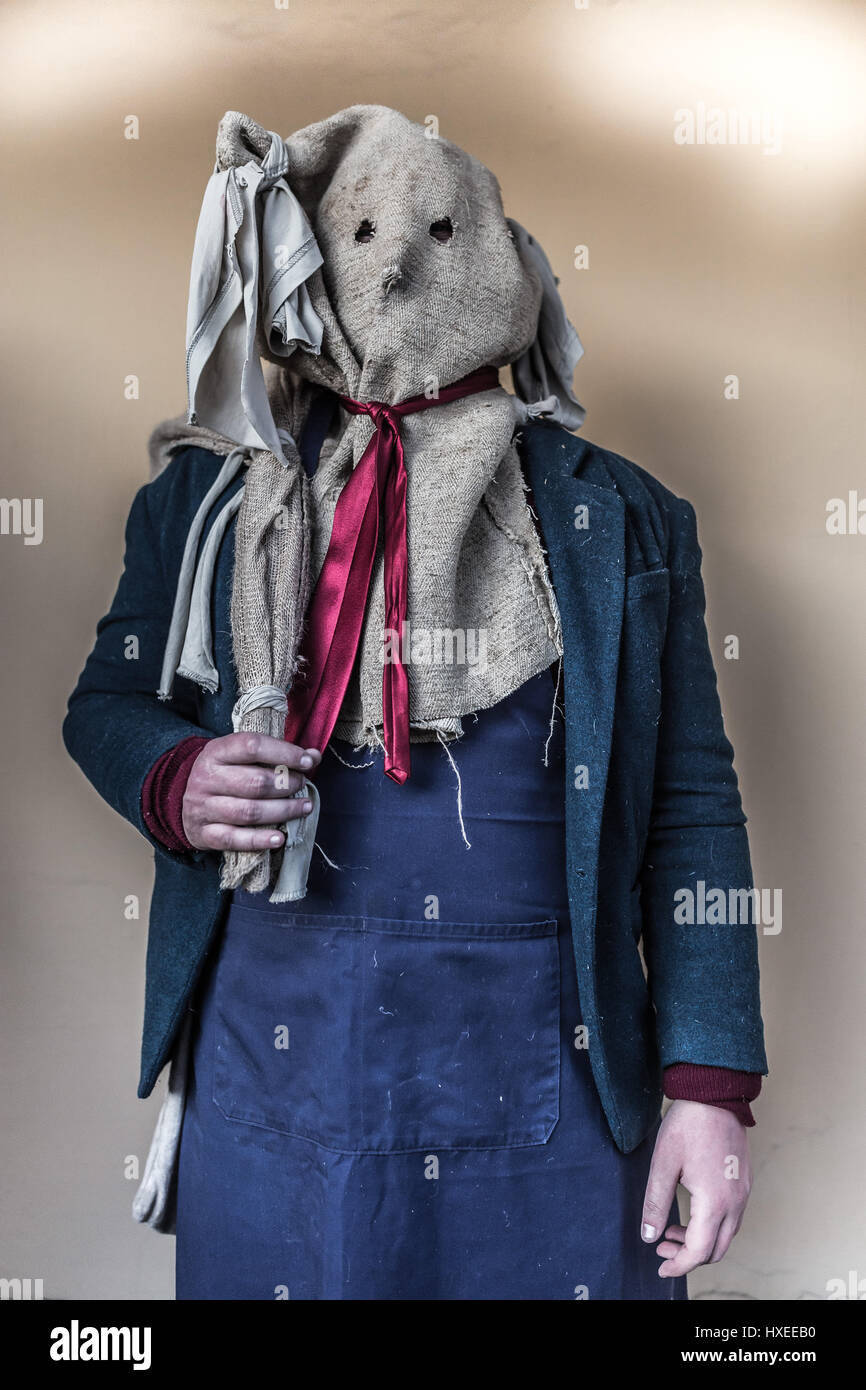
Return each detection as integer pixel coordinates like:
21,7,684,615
63,422,768,1153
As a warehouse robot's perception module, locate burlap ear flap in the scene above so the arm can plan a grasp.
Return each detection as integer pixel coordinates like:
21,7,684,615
215,109,273,169
185,110,324,464
507,219,586,432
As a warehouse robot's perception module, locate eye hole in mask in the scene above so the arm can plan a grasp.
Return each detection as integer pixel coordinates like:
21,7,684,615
429,217,454,243
355,219,376,243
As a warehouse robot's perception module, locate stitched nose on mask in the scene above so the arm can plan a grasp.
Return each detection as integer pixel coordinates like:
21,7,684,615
381,263,403,293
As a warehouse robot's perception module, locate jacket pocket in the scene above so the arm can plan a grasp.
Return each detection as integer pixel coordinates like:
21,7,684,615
624,567,671,683
626,565,670,603
211,908,561,1154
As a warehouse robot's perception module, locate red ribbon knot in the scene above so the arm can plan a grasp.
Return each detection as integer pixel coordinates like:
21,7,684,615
283,365,500,783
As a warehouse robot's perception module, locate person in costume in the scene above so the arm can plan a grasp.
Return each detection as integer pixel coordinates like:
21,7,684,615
64,106,767,1301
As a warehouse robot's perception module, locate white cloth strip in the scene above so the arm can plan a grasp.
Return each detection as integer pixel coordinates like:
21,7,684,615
185,129,324,466
176,487,245,694
157,447,249,701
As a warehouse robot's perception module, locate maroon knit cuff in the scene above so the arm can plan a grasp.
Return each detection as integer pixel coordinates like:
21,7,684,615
663,1063,762,1128
141,736,210,853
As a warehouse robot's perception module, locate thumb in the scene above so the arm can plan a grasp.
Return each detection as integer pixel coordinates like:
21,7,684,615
641,1141,681,1243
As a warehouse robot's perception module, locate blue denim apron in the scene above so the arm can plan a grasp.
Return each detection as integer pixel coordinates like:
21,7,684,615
174,669,686,1300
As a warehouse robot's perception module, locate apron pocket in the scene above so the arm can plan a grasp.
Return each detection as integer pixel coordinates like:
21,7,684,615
212,908,561,1154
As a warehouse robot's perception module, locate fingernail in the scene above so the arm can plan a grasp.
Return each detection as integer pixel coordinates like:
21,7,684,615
305,747,321,761
300,755,313,769
642,1224,657,1242
270,833,283,846
302,800,313,813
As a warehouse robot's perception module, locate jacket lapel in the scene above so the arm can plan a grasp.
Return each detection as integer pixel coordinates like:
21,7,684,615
522,426,627,1072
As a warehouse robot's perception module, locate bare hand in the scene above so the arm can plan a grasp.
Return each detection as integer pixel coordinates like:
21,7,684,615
641,1098,752,1278
181,733,322,853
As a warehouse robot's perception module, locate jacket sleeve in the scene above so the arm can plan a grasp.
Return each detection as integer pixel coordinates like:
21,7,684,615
141,735,211,852
62,464,215,865
639,496,769,1076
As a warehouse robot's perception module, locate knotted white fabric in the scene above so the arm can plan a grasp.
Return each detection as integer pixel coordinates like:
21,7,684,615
186,127,324,465
230,683,288,730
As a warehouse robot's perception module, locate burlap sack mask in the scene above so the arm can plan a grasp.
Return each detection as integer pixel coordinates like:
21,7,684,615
155,105,585,896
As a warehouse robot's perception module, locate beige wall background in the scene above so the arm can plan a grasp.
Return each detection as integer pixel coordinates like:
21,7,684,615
1,0,864,1300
